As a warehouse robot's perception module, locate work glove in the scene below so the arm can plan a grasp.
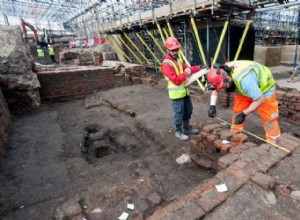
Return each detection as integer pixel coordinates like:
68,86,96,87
207,84,216,91
208,105,217,118
235,112,247,124
184,67,192,76
200,65,208,70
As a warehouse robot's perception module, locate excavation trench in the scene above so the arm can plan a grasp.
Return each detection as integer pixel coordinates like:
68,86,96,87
2,85,299,220
82,124,140,163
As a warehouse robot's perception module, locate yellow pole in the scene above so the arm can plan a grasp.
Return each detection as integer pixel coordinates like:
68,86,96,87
148,31,165,55
156,22,166,43
234,20,254,61
190,16,207,66
211,20,229,68
166,21,175,37
107,36,132,63
190,15,208,89
136,33,161,64
117,35,143,64
106,37,122,59
163,27,169,39
123,32,151,65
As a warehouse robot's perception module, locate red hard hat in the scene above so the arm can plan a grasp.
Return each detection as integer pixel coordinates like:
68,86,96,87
165,37,181,50
207,68,226,90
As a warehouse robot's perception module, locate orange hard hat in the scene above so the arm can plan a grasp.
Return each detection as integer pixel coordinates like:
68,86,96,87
207,68,227,90
165,37,181,50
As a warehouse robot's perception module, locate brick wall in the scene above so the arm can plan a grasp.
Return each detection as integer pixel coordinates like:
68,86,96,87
276,90,300,125
37,67,116,102
0,88,10,159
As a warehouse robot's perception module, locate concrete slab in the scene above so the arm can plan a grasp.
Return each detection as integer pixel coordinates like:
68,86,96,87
276,78,300,91
269,66,292,75
269,66,300,91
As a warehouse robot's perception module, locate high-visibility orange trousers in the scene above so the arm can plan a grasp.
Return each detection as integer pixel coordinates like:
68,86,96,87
231,92,281,142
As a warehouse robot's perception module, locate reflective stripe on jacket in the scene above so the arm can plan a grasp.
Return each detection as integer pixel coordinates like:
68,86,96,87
48,47,55,55
226,61,275,96
162,59,190,99
37,49,44,57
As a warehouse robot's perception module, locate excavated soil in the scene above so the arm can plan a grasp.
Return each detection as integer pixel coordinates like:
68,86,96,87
0,84,299,219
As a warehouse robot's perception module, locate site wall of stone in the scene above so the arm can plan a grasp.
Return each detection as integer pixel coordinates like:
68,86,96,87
0,88,10,159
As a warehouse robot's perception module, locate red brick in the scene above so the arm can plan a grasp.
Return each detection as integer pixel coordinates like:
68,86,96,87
200,131,208,139
213,139,222,149
226,164,251,184
198,142,206,151
295,103,300,111
200,149,215,161
231,133,248,144
240,148,262,162
207,134,217,144
232,160,247,169
189,139,199,149
278,133,300,147
171,202,205,220
204,141,216,154
244,142,257,147
276,90,286,100
146,200,205,220
248,160,269,173
203,124,222,133
218,154,238,169
193,133,203,141
229,144,249,154
196,187,229,213
275,140,295,154
263,148,286,164
259,143,272,151
191,177,221,194
251,146,269,156
286,92,300,99
232,160,257,177
213,128,222,136
190,141,203,157
259,154,278,168
269,147,288,159
219,130,235,140
191,154,213,169
220,143,232,152
251,173,275,190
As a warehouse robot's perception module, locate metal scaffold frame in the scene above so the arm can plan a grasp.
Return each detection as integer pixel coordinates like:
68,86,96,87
1,0,299,74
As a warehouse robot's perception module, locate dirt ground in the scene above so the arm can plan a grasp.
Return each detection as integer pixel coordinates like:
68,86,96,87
0,84,299,220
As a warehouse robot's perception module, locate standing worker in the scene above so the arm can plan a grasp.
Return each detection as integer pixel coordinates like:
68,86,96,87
161,37,201,141
48,44,56,64
37,45,45,64
206,60,281,143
